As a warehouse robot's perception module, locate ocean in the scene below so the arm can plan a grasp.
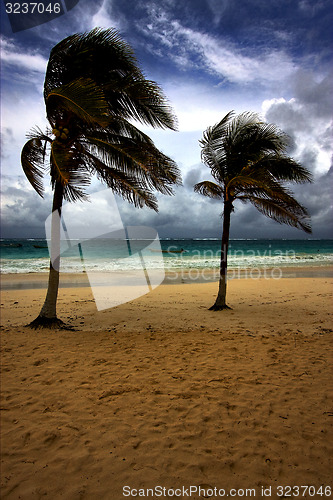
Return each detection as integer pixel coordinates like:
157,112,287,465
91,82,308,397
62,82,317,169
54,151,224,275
1,238,332,275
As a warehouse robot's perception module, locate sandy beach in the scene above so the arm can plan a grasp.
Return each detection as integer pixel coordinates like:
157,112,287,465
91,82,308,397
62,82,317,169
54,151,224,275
1,270,332,499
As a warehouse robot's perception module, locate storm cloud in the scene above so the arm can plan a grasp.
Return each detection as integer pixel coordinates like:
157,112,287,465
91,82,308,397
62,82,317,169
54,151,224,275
1,0,332,239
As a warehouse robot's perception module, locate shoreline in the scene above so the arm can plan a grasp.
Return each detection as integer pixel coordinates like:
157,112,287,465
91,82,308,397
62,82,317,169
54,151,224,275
1,264,333,290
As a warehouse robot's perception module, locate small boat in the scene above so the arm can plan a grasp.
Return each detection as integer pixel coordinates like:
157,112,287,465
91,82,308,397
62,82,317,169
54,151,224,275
150,248,187,254
33,245,48,249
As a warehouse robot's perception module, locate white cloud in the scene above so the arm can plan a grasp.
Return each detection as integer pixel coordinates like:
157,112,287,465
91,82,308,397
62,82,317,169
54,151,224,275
90,0,120,30
298,0,329,14
0,37,47,73
138,8,297,86
205,0,230,26
180,29,296,84
262,70,333,177
1,94,47,177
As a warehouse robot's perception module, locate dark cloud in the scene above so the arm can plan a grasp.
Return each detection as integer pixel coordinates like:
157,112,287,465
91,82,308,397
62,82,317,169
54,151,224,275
116,174,332,240
292,71,333,117
264,70,332,189
2,172,331,239
183,166,205,189
1,177,52,238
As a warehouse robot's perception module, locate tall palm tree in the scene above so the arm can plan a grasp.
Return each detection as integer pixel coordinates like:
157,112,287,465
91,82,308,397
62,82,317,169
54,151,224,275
21,28,181,328
194,111,312,310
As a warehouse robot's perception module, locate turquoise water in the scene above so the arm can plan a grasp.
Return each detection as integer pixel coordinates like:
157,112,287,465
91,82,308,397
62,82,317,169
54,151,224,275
1,238,332,274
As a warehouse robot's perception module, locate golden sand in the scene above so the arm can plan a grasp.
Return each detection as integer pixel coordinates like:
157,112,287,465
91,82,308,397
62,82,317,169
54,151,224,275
1,274,332,499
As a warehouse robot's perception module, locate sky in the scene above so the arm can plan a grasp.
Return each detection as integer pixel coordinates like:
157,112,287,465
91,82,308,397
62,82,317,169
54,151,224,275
1,0,332,239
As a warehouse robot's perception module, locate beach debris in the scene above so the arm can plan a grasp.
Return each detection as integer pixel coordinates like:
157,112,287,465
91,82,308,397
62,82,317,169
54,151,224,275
33,358,48,366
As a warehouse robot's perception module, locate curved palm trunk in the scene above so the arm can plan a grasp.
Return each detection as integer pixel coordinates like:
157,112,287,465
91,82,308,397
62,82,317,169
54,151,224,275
209,200,232,310
29,181,64,328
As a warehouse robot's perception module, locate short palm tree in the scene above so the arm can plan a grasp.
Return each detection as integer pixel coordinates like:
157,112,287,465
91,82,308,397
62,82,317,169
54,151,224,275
22,28,181,328
194,111,312,310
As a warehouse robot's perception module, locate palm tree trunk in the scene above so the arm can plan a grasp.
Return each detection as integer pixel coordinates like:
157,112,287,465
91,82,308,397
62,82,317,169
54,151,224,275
209,200,232,310
29,181,65,328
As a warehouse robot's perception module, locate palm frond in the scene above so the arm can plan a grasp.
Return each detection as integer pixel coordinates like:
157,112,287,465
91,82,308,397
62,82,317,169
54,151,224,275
100,118,154,142
201,111,296,182
21,135,50,197
46,78,110,128
200,141,224,177
44,28,139,99
227,118,287,155
80,148,158,210
99,167,158,211
252,154,313,184
249,196,312,233
228,174,294,200
196,110,312,234
50,142,91,202
225,111,260,147
44,28,177,132
199,111,235,147
238,175,311,222
194,181,224,200
82,132,181,195
105,77,178,130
